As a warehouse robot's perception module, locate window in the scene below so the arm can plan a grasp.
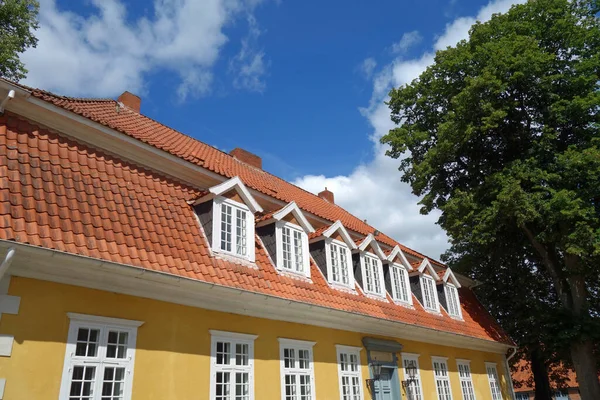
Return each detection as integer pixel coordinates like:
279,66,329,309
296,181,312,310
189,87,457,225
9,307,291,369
212,197,255,261
485,363,502,400
515,394,529,400
210,330,257,400
402,354,423,400
279,338,316,400
362,254,384,296
390,263,411,303
553,391,569,400
328,240,352,287
336,346,363,400
432,357,453,400
445,284,462,318
276,221,309,276
59,313,142,400
420,275,439,311
456,360,476,400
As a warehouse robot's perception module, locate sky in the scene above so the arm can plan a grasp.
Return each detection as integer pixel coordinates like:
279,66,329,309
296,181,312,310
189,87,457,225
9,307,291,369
21,0,525,259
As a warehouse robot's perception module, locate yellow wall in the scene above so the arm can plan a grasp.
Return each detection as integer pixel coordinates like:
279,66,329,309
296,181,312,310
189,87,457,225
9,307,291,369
0,277,511,399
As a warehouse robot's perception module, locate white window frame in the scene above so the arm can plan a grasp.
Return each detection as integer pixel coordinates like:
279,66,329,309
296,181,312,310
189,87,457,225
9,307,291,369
390,262,412,305
275,220,310,278
212,196,256,262
279,338,316,400
515,393,529,400
401,353,424,400
420,274,440,312
58,313,143,400
360,253,386,297
485,362,502,400
335,345,363,400
445,283,463,319
456,359,476,400
209,330,258,400
432,357,453,400
325,238,355,289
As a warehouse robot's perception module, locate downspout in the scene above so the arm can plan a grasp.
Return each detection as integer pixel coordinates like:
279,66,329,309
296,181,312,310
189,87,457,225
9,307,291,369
0,247,16,282
504,347,518,400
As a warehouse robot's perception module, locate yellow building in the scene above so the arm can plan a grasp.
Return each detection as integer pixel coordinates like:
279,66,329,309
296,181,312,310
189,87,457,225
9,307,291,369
0,79,516,400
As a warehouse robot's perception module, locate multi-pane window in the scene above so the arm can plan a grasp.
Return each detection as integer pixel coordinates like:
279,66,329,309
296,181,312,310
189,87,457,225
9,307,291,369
402,355,423,400
432,358,453,400
336,346,363,400
363,255,383,296
279,339,316,400
279,222,307,275
553,392,569,400
485,363,502,400
220,202,248,257
59,314,141,400
391,264,411,303
329,241,351,286
421,275,438,311
445,284,462,318
210,331,257,400
515,394,529,400
457,361,476,400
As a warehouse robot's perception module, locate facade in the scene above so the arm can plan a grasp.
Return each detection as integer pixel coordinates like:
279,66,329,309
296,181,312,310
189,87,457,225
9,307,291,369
0,79,516,400
512,360,583,400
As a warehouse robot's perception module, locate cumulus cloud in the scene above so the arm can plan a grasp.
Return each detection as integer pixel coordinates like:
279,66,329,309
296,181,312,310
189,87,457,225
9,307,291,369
294,0,525,259
230,14,268,92
358,57,377,79
390,30,422,54
21,0,269,99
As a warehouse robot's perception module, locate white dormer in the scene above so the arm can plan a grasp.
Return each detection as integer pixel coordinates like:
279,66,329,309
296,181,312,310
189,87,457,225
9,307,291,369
386,245,413,305
440,268,463,319
416,258,441,313
356,234,386,298
193,177,263,262
320,221,357,289
257,202,314,278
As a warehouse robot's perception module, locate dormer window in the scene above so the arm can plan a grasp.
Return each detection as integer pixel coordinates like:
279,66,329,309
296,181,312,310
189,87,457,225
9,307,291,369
354,234,386,298
192,177,263,263
445,284,461,318
420,274,439,311
410,258,442,312
438,268,463,319
256,201,314,278
309,220,357,289
363,254,384,296
385,245,414,306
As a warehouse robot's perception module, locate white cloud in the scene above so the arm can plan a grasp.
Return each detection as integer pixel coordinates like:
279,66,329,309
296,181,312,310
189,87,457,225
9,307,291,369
21,0,269,99
230,14,268,92
390,30,422,54
294,0,525,259
358,57,377,79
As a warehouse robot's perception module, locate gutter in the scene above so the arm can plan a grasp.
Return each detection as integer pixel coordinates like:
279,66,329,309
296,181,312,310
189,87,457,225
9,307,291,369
0,247,16,282
504,346,518,400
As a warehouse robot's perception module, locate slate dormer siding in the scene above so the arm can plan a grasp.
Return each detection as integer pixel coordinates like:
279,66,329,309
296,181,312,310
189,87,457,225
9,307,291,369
409,275,423,305
309,240,327,279
437,284,448,311
352,253,363,289
195,201,213,245
383,263,393,297
257,223,277,265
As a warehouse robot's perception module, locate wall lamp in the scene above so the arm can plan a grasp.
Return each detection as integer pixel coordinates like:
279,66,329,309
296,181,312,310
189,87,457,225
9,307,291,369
401,360,418,390
366,359,382,399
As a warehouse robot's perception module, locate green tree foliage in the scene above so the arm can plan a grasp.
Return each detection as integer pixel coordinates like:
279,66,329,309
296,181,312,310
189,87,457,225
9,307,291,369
0,0,39,81
381,0,600,398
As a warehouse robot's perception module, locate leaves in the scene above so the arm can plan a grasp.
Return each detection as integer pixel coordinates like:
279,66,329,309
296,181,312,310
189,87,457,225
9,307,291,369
0,0,39,81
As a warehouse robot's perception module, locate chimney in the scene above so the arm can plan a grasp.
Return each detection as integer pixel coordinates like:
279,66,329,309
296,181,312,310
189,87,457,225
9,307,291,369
118,91,141,113
318,187,334,204
230,148,262,169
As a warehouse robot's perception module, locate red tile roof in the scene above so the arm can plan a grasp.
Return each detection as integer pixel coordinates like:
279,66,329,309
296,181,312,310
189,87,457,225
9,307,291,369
0,82,513,345
512,359,582,392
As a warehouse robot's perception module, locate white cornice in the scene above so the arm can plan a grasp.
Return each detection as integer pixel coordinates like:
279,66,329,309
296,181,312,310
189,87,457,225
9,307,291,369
322,221,358,250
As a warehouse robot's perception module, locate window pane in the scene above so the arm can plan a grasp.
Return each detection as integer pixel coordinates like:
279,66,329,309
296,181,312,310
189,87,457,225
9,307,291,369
215,371,231,400
220,204,232,252
293,230,304,273
216,341,231,365
298,349,310,369
101,366,125,400
330,243,340,282
285,374,296,400
106,331,128,359
284,348,295,369
339,246,349,284
282,226,292,270
236,209,247,256
75,328,100,357
299,375,311,400
235,372,249,400
235,343,249,366
69,365,96,399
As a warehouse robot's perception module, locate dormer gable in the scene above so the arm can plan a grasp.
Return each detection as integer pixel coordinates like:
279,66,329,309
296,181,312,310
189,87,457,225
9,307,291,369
383,245,413,305
408,258,441,313
386,245,414,271
309,220,357,289
440,268,461,288
256,202,314,278
416,258,441,280
193,177,261,262
357,234,386,258
321,220,357,249
353,234,386,299
437,268,463,319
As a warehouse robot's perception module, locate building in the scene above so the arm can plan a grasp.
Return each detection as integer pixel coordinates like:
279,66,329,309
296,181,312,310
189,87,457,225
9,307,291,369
512,359,583,400
0,78,516,400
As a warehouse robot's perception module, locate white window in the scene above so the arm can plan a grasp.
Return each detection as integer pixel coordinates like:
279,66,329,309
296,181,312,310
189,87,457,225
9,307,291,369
279,338,316,400
327,240,353,287
515,394,529,400
456,360,476,400
212,197,255,261
420,275,439,311
210,330,257,400
432,357,453,400
390,263,412,304
276,221,310,276
445,284,462,318
362,254,384,296
553,392,569,400
485,363,502,400
59,313,143,400
402,353,423,400
336,345,363,400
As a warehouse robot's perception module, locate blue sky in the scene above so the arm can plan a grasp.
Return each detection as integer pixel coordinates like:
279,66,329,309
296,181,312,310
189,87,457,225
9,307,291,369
21,0,524,258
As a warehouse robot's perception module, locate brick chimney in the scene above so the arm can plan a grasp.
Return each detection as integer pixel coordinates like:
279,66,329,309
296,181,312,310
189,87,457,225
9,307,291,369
230,148,262,169
118,91,141,113
318,187,334,204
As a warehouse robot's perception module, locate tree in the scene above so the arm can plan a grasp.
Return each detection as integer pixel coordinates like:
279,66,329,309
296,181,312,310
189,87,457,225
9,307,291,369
381,0,600,398
0,0,39,81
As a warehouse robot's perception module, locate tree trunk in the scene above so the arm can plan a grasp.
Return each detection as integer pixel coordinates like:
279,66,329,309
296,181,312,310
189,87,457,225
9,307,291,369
530,348,552,400
570,340,600,400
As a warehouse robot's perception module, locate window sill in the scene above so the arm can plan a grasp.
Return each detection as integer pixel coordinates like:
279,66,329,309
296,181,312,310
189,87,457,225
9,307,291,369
278,269,312,282
392,300,414,309
363,291,388,302
213,251,258,269
329,282,357,294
